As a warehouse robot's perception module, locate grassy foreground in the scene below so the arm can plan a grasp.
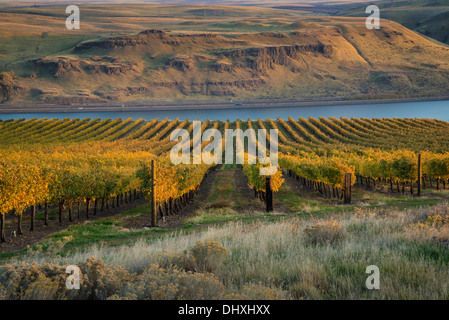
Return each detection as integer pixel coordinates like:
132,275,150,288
1,166,449,300
1,199,449,299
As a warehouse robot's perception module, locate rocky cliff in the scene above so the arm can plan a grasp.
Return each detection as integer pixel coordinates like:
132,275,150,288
221,44,332,73
33,56,138,78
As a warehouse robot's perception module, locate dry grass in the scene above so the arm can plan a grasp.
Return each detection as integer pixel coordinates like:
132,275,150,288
3,203,449,299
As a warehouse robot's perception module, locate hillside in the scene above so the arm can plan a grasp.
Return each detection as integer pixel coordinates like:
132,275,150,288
1,4,449,104
339,0,449,45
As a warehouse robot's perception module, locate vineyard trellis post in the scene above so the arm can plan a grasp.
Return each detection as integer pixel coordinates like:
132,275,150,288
30,204,35,231
266,176,273,212
0,213,5,243
344,173,352,204
417,153,422,197
151,159,157,227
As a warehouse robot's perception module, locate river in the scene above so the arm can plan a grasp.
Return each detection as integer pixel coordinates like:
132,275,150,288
1,100,449,121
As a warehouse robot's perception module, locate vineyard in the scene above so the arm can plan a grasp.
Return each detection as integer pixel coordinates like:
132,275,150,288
2,116,449,248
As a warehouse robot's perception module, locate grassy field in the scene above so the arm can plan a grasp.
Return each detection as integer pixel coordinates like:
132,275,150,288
339,0,449,45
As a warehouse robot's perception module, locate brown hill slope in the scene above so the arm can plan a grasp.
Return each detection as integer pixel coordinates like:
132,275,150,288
338,0,449,45
6,17,449,104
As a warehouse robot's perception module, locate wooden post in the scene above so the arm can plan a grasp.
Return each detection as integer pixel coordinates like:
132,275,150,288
0,213,5,242
169,198,173,215
30,204,35,231
44,202,49,226
68,202,73,222
164,201,169,216
417,153,421,197
344,173,352,204
266,176,273,213
58,201,63,222
86,199,90,219
151,159,157,227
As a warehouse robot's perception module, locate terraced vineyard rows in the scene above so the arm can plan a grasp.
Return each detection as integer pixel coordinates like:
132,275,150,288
3,117,449,152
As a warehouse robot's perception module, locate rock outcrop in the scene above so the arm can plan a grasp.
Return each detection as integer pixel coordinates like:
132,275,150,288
75,30,223,51
222,44,332,72
0,71,24,102
32,56,138,78
109,78,266,98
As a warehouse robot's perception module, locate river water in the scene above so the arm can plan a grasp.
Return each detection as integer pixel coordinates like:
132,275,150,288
1,100,449,121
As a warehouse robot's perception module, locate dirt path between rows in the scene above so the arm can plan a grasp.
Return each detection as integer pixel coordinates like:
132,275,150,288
232,167,267,213
122,165,276,228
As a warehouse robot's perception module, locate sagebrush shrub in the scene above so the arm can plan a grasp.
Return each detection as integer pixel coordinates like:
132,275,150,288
0,241,238,300
72,257,131,300
153,250,196,273
0,262,67,300
410,214,449,247
239,282,289,300
149,239,228,274
109,263,225,300
303,219,345,245
188,239,229,273
27,236,73,258
422,215,449,229
0,257,130,300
